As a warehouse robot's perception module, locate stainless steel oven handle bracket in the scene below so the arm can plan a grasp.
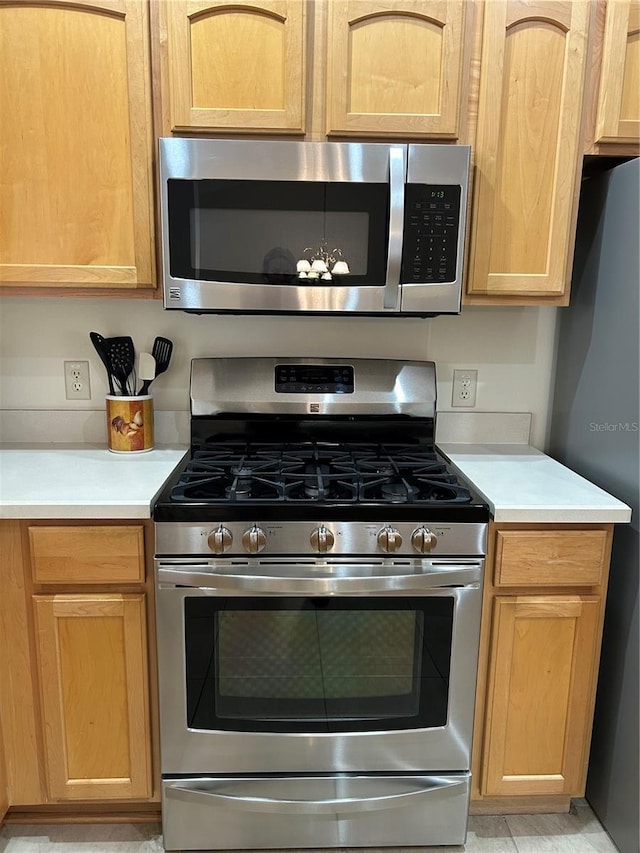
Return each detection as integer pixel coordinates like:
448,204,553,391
165,776,467,815
383,146,406,309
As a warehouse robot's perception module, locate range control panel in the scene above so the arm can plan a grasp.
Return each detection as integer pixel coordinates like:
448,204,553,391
401,184,461,284
155,521,488,559
275,364,355,394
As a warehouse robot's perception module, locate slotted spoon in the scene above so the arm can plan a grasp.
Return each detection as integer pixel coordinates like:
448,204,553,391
104,336,136,396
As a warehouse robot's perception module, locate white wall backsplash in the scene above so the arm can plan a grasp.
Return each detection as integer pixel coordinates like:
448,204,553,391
0,298,557,448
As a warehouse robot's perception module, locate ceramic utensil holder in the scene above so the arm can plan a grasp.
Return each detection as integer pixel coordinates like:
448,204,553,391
106,395,154,453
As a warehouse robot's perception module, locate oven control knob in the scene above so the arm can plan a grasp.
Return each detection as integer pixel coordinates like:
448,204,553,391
377,526,403,553
411,527,438,553
242,525,267,554
310,525,335,553
207,525,233,554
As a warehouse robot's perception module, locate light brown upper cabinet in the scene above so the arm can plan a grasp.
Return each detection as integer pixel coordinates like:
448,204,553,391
594,0,640,143
161,1,306,133
326,0,469,138
466,0,590,304
0,0,155,292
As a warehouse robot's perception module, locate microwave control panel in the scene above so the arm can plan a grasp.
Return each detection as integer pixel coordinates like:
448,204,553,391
401,185,461,284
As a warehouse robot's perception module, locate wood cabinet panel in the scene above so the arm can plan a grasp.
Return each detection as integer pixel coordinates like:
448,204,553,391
33,593,151,801
29,525,145,585
472,524,613,812
0,0,154,291
494,530,607,587
165,0,305,132
466,0,589,302
0,620,9,819
0,732,7,822
482,594,601,797
596,0,640,141
0,522,44,805
326,0,467,137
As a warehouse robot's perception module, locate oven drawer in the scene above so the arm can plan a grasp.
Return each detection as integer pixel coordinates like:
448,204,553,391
161,774,471,850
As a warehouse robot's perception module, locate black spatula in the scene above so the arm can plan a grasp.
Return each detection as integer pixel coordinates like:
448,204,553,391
140,336,173,395
89,331,115,395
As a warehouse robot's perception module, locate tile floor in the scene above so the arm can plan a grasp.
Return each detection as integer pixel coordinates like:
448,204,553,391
0,801,618,853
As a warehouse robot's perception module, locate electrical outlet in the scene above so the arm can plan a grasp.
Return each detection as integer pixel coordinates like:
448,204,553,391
451,369,477,408
64,360,91,400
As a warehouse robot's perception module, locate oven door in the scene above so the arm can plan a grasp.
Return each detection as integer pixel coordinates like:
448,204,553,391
159,138,406,314
155,558,483,775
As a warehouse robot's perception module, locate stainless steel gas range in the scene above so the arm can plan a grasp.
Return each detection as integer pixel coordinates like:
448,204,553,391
153,357,489,851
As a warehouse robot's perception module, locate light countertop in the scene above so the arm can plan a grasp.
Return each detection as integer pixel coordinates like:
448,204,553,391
0,443,631,524
0,445,187,519
439,443,632,524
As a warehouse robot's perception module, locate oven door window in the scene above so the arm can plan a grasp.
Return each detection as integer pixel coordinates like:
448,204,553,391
184,597,453,733
167,180,389,287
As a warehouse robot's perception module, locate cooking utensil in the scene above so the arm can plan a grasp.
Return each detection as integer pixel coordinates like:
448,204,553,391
104,336,136,396
148,336,173,387
137,352,156,395
89,331,115,395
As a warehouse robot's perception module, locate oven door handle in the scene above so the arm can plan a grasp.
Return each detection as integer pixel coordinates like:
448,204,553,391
383,145,406,309
164,775,467,814
156,565,481,594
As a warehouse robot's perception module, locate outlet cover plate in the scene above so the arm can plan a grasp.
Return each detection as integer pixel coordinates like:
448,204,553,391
64,360,91,400
452,369,477,408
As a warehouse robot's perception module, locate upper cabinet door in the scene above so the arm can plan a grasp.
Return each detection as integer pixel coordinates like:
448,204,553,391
595,0,640,142
165,0,306,133
467,0,589,302
326,0,468,137
0,0,154,291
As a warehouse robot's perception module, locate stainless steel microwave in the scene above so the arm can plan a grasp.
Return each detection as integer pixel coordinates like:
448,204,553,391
159,139,470,316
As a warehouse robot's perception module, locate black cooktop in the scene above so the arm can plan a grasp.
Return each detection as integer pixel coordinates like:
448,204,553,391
153,433,489,523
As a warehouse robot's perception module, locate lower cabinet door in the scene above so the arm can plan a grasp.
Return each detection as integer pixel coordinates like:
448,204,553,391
482,595,600,797
33,594,152,801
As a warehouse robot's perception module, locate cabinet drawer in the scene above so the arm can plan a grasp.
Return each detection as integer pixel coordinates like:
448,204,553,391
494,530,607,587
29,525,145,584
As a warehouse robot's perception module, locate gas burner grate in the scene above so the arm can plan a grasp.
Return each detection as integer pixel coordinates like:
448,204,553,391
170,441,472,506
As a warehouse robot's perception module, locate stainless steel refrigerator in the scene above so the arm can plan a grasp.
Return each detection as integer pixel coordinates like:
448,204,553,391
548,157,639,853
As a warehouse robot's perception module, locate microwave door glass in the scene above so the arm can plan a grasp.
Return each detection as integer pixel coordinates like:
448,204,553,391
167,180,390,287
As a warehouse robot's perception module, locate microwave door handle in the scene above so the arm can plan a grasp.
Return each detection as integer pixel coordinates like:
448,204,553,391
383,146,406,309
